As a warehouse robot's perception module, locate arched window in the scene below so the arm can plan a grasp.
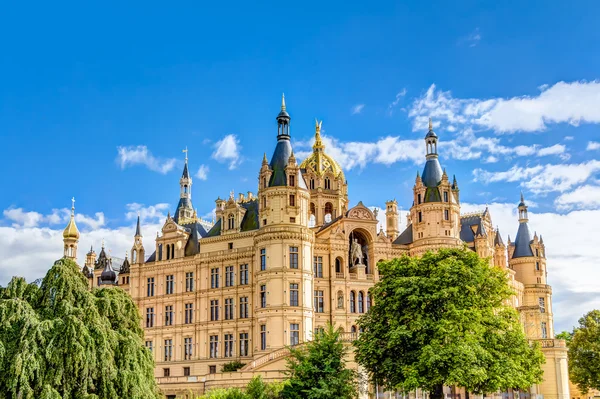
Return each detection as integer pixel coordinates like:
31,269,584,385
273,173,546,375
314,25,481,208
358,291,364,313
132,249,137,263
228,214,235,230
366,292,372,311
324,202,333,223
351,325,357,333
325,177,331,190
350,291,356,313
335,258,342,273
184,184,188,194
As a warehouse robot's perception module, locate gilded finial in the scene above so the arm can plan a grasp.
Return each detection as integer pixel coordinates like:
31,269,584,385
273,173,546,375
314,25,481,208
281,93,286,111
313,119,324,150
71,197,76,216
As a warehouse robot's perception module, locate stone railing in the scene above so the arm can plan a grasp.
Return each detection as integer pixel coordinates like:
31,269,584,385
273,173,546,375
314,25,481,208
535,338,566,348
339,332,359,342
336,272,345,279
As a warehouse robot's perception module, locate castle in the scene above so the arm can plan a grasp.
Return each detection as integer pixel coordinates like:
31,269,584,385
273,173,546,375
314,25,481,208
61,96,569,399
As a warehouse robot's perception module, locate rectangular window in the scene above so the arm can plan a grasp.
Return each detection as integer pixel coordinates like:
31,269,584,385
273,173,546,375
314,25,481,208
239,296,249,318
289,175,295,187
290,217,296,223
443,191,448,202
260,249,266,271
211,268,220,288
418,212,422,223
228,242,233,250
183,367,190,377
314,290,324,313
166,274,174,295
239,333,249,356
536,262,540,271
147,277,155,297
539,297,546,313
164,339,173,361
210,300,219,321
185,303,193,324
290,323,300,346
163,368,170,377
444,209,449,221
418,193,422,204
289,194,295,206
240,264,249,285
225,265,234,287
260,325,267,350
185,272,194,292
260,285,267,308
313,256,323,278
225,298,234,320
290,283,299,306
224,334,234,358
289,246,299,269
165,305,174,326
209,335,219,358
184,337,193,360
146,307,155,328
541,322,548,339
209,365,217,374
145,340,153,353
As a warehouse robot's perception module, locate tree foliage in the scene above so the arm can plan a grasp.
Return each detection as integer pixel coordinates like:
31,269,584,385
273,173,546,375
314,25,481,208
354,248,544,398
198,376,284,399
222,360,247,372
280,323,357,399
568,310,600,394
0,258,159,399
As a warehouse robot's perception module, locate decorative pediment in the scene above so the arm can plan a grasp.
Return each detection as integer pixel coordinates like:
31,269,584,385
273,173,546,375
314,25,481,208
346,201,376,221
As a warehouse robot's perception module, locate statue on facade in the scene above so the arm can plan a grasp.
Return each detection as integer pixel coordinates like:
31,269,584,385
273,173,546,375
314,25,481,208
351,238,363,265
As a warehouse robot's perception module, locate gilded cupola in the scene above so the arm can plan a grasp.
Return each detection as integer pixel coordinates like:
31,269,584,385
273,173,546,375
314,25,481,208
299,120,345,181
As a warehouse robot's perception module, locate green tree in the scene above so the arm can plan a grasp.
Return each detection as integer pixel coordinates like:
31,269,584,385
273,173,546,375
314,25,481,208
568,310,600,394
280,323,357,399
0,258,159,399
197,376,284,399
354,248,544,399
556,330,573,343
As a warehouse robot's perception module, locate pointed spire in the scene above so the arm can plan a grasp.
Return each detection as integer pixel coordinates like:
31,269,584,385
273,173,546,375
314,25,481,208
135,213,142,237
181,147,190,179
507,234,511,244
281,93,286,111
429,117,433,131
262,152,268,164
494,226,505,246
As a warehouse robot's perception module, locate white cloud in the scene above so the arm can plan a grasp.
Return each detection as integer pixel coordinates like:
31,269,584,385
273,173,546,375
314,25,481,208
2,207,104,229
125,203,170,223
555,185,600,210
564,136,574,141
473,160,600,194
212,134,242,169
116,145,177,174
462,28,481,47
351,104,365,115
587,141,600,151
388,88,407,115
409,80,600,134
196,164,209,180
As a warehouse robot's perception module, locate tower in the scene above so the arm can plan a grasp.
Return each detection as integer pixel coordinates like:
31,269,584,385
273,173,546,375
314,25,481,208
385,200,399,241
63,197,80,261
493,227,508,268
299,119,348,227
131,213,145,264
175,148,194,223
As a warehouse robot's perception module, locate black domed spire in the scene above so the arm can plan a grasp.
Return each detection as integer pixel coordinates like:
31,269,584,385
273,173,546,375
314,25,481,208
276,93,290,139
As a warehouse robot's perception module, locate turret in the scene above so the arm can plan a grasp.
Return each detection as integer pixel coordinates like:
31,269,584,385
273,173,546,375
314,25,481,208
175,148,195,223
131,213,145,264
385,200,399,241
63,197,80,261
493,227,508,268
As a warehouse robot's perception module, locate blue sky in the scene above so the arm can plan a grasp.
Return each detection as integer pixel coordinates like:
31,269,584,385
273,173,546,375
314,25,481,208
1,0,600,331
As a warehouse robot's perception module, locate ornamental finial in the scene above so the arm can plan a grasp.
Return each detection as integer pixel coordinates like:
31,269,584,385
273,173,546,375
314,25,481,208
281,93,286,111
183,147,188,163
71,197,76,216
428,117,433,131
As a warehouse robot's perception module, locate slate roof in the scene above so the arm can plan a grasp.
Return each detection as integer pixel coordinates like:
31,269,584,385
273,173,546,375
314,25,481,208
421,158,443,188
459,214,487,242
393,224,413,245
512,222,534,258
173,197,193,223
204,199,260,238
494,228,505,246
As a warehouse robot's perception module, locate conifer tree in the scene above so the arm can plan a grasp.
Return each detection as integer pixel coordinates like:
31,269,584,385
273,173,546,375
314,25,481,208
0,258,159,399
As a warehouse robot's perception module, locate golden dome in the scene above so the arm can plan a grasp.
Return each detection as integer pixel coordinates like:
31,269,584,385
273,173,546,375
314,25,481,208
63,198,80,239
299,120,345,181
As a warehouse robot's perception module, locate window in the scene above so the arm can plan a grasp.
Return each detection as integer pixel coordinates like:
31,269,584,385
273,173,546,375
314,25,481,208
536,248,539,257
260,249,266,271
225,265,234,287
310,179,315,190
358,291,364,313
209,335,219,358
260,285,267,308
314,290,324,313
240,264,249,285
290,217,296,223
164,339,173,361
443,191,448,202
146,307,155,328
166,275,174,295
289,194,295,206
260,325,267,350
165,305,174,326
210,300,219,321
147,277,155,297
228,242,233,250
228,214,235,230
313,256,323,278
290,283,299,306
183,367,190,377
225,298,234,320
444,209,449,221
418,212,423,223
239,296,249,318
324,177,331,190
537,277,542,284
209,365,217,374
263,218,267,226
163,368,170,377
185,303,193,324
289,246,299,269
314,327,324,337
224,334,234,358
185,272,194,292
145,340,153,353
239,333,249,356
262,177,267,189
184,337,193,360
366,293,372,312
539,297,546,313
262,196,266,210
290,323,300,346
418,193,422,204
289,174,295,187
350,291,356,313
536,262,540,271
541,322,548,339
210,268,220,288
337,291,344,309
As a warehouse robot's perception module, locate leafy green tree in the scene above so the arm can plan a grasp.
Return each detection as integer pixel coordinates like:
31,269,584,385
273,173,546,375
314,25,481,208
354,248,544,399
556,330,573,343
197,376,284,399
0,258,159,399
222,360,247,372
568,310,600,394
280,323,357,399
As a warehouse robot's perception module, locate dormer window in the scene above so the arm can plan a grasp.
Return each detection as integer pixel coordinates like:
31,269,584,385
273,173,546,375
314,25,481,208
228,214,235,230
418,194,422,204
310,179,315,190
289,175,295,187
325,177,331,190
443,191,448,202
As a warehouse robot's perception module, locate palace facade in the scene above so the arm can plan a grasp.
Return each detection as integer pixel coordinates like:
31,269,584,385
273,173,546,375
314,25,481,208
61,96,569,399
